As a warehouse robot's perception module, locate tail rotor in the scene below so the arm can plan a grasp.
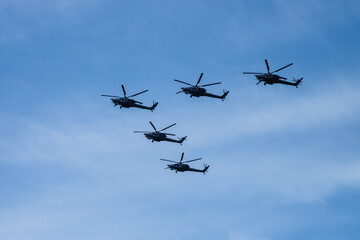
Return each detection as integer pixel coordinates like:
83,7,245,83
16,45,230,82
203,164,210,174
151,101,158,112
222,90,229,101
293,77,303,88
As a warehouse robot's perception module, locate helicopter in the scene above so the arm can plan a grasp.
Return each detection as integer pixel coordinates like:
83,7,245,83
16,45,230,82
174,73,229,100
134,121,187,145
160,152,209,174
101,85,158,111
243,59,303,87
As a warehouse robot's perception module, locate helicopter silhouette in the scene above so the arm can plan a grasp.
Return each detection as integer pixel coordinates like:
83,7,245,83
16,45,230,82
160,152,209,174
243,59,303,87
101,85,158,111
175,73,229,100
134,121,187,145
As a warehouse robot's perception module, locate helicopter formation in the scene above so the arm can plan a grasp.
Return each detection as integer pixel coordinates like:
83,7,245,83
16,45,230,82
101,59,303,174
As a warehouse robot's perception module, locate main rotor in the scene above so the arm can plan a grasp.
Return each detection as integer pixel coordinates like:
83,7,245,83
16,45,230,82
101,85,148,104
160,152,202,165
133,121,177,136
174,73,222,92
243,59,293,79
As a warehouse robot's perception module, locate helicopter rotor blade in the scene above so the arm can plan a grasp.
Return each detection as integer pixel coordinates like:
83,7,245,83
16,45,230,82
271,63,293,73
160,159,178,163
101,94,120,98
183,158,202,163
243,72,264,74
199,82,221,87
159,123,176,132
149,121,157,132
174,79,194,86
195,73,203,86
265,59,270,73
176,91,184,94
121,85,127,97
128,90,148,98
180,152,184,163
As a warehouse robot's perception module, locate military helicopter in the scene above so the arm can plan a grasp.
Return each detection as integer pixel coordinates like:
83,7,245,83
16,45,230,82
160,152,209,174
174,73,229,100
243,59,303,87
101,85,158,111
134,121,187,145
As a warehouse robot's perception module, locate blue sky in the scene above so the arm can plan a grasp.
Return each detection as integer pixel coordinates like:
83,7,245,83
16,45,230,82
1,0,360,239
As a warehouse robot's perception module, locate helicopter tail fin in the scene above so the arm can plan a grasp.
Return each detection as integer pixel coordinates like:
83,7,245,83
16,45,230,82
295,78,303,88
150,101,158,111
221,90,229,100
179,136,187,144
202,164,210,174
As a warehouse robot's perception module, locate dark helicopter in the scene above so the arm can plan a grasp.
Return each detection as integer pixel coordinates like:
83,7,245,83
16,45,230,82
243,59,303,87
134,121,187,145
175,73,229,100
101,85,158,111
160,152,209,174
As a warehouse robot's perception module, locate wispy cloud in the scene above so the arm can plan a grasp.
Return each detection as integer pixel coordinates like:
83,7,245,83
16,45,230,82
1,79,359,206
177,82,360,146
1,1,360,239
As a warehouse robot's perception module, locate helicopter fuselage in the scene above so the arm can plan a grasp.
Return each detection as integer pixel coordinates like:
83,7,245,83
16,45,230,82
167,163,209,173
111,97,136,108
254,74,302,87
109,97,158,111
144,132,167,141
255,73,281,84
181,86,207,97
143,132,186,144
168,163,191,172
180,87,228,100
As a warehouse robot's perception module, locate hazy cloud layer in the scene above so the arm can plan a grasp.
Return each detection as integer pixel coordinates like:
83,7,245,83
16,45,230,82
1,1,360,239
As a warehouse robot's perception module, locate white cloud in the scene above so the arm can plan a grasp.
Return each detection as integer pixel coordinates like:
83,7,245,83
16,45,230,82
214,154,360,203
1,80,359,205
178,83,360,147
